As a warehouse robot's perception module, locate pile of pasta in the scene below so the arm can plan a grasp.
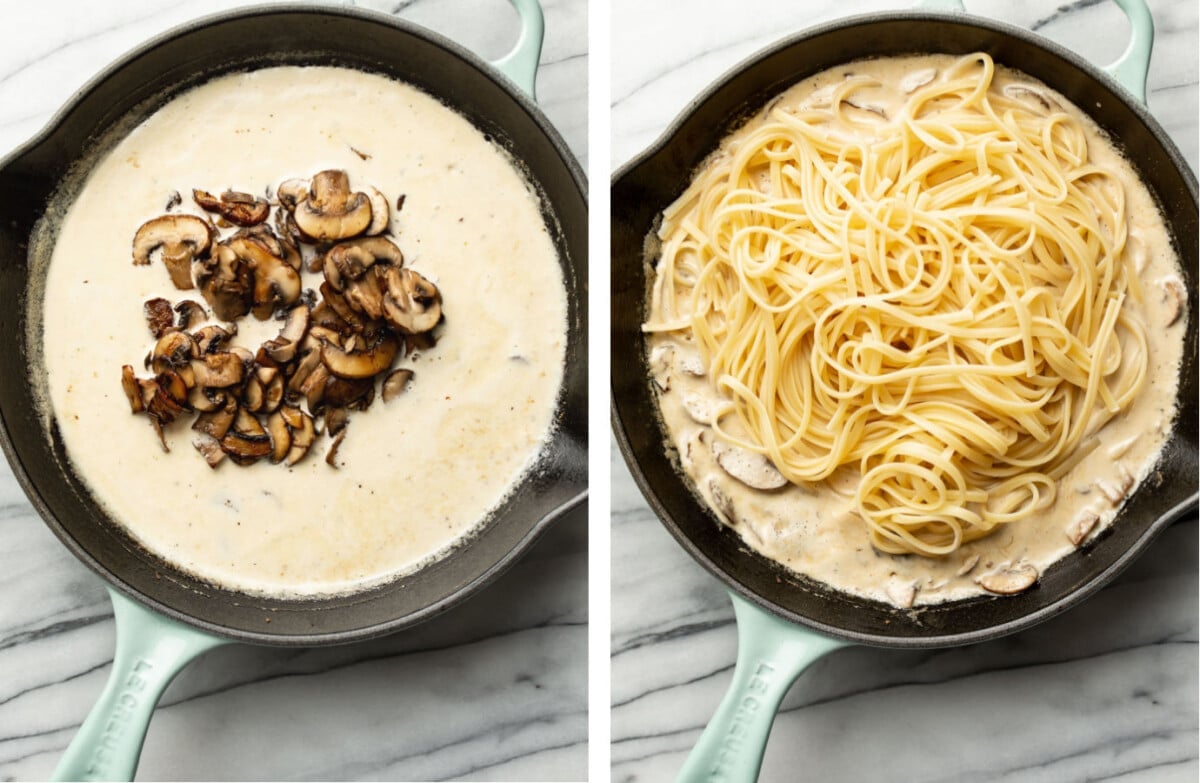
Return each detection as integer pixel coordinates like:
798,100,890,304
646,53,1147,557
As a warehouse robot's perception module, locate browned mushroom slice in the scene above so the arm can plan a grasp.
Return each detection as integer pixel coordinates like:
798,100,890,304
364,187,389,236
188,385,226,413
287,346,323,396
193,399,237,439
150,331,196,374
193,189,271,227
243,376,266,412
321,334,400,379
260,303,311,364
323,236,404,291
301,364,331,411
283,407,316,466
194,243,253,320
174,300,207,330
325,429,347,468
223,235,302,320
276,178,309,211
132,215,212,290
193,434,226,468
320,282,368,332
121,365,144,413
323,376,374,408
193,323,236,354
324,406,349,436
292,170,373,241
153,370,190,407
144,298,176,338
381,368,414,402
221,408,272,464
266,410,291,463
381,267,441,334
190,352,245,388
261,373,285,414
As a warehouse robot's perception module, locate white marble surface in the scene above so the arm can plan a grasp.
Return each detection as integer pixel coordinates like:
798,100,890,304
611,1,1198,781
0,1,586,781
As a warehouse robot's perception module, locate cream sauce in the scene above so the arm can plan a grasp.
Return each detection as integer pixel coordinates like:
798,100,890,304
33,67,567,597
648,55,1186,607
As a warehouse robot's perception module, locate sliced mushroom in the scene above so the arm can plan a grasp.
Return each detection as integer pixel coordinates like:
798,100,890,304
150,332,195,374
287,346,323,395
976,563,1039,596
301,363,331,411
220,408,272,464
885,580,918,609
292,170,373,241
381,267,441,334
710,439,788,490
324,406,349,436
1095,468,1134,506
190,352,245,388
322,375,374,408
243,375,266,412
900,68,938,93
193,189,270,227
144,298,176,338
266,410,291,463
121,365,143,413
193,400,237,440
194,243,254,321
681,392,718,425
955,553,980,577
260,303,311,364
676,349,707,377
1161,276,1186,326
174,300,207,330
223,235,302,320
132,214,212,290
193,324,236,355
323,236,404,290
1066,510,1101,546
261,374,285,414
321,334,400,379
188,385,226,413
1002,83,1057,113
283,407,316,466
325,429,347,468
276,178,309,211
320,282,369,332
364,187,390,235
193,434,226,468
648,344,673,392
381,368,413,402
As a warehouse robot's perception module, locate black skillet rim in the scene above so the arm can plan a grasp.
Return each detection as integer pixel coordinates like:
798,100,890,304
611,9,1199,649
0,3,587,646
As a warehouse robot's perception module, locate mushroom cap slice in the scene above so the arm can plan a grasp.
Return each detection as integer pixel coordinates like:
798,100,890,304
283,407,316,466
193,400,237,439
151,331,196,373
224,235,302,320
710,439,788,490
266,410,291,463
221,408,272,464
293,170,373,241
194,244,253,321
121,365,144,413
381,368,414,402
323,236,404,291
193,189,270,227
132,214,212,290
320,334,400,379
174,300,207,330
143,298,176,338
193,324,236,355
190,352,245,388
193,435,226,468
381,267,442,335
363,187,390,236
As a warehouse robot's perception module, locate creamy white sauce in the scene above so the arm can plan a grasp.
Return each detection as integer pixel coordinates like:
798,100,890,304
33,67,567,597
649,55,1186,607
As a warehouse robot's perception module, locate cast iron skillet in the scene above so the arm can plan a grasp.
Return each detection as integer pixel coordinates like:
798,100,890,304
611,1,1195,780
0,1,586,779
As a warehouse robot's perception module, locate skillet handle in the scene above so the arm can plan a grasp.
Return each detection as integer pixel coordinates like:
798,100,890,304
676,593,849,783
491,0,545,100
913,0,1154,102
52,588,228,782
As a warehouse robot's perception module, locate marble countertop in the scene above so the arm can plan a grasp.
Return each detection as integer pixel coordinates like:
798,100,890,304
611,1,1198,781
0,1,586,781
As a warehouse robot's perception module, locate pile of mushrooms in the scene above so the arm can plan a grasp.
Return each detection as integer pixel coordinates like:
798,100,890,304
121,169,441,468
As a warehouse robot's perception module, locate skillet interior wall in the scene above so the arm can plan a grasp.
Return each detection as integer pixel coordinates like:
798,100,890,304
4,9,587,643
611,14,1198,644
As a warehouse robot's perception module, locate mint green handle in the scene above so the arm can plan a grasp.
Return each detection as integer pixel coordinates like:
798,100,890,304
914,0,1154,104
491,0,545,99
676,593,849,783
52,588,228,782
